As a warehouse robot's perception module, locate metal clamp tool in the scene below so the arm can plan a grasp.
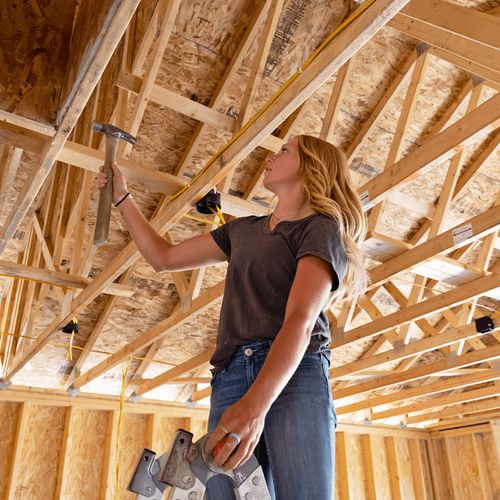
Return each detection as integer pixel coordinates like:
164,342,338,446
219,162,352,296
128,428,271,499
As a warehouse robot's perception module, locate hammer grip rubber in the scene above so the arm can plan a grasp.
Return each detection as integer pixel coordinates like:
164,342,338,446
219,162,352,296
94,137,118,246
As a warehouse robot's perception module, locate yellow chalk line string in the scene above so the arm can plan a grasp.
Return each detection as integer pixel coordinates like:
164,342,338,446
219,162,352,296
114,356,132,500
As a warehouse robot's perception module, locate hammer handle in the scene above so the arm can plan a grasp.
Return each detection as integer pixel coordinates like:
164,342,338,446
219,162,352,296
94,137,118,246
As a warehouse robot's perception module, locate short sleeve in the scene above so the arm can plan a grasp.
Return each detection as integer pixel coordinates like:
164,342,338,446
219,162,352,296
296,216,348,291
210,220,233,259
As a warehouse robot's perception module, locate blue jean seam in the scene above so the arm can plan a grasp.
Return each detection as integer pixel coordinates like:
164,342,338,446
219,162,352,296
262,425,276,500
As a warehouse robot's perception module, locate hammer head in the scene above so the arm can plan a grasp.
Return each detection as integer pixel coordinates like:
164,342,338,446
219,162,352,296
92,121,137,145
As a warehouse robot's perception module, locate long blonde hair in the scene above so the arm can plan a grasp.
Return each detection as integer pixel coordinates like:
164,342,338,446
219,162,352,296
296,135,368,299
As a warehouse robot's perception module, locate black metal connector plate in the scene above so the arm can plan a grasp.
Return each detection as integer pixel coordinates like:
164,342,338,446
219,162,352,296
475,316,494,334
196,190,221,215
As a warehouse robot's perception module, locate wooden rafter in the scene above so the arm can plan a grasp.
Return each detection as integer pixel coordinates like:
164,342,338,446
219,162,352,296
335,341,500,401
389,0,500,85
336,369,500,416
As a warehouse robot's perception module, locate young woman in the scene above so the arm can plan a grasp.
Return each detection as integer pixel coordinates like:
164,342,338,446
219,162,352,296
97,135,366,499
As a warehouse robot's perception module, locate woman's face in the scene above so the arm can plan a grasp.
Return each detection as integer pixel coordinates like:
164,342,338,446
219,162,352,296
263,138,300,191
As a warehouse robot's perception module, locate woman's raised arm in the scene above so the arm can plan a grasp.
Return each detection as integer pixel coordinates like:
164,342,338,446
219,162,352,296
97,163,228,272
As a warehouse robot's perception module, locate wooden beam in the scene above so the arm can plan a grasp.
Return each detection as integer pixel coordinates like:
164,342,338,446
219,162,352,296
116,71,236,131
4,0,411,381
120,0,183,158
237,0,285,128
372,384,500,421
359,91,500,208
389,0,500,83
336,369,500,415
0,385,209,417
346,48,419,160
333,313,500,378
368,205,500,289
429,411,500,431
320,60,352,143
491,418,500,464
333,268,499,348
334,343,500,400
335,432,350,500
0,109,56,136
0,259,135,297
5,402,29,500
0,0,141,255
453,128,500,198
70,281,224,390
385,437,402,500
407,397,500,425
99,410,118,500
191,386,211,403
409,440,428,500
361,434,377,500
54,407,75,499
133,349,212,397
444,437,464,499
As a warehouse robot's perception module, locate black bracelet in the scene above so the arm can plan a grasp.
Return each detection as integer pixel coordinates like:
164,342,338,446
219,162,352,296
114,192,131,207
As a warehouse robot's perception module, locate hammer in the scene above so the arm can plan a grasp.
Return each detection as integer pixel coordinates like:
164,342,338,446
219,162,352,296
92,121,136,246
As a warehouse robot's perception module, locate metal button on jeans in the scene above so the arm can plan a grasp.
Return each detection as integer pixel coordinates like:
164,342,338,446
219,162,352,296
244,348,253,357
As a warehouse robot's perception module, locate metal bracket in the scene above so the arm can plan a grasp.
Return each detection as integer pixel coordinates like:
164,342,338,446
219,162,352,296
66,385,80,397
0,379,12,390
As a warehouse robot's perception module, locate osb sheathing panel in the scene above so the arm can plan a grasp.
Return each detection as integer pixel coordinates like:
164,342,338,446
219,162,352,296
429,438,454,499
117,413,149,499
394,437,416,499
450,434,486,499
0,1,76,124
14,405,66,499
480,431,500,495
155,415,185,451
64,408,108,500
369,435,392,499
343,433,366,499
0,402,19,498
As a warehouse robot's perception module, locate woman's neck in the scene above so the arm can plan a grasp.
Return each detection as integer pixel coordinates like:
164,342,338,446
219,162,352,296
271,191,314,224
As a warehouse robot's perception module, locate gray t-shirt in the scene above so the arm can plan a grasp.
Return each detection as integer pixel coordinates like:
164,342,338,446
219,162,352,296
210,213,348,372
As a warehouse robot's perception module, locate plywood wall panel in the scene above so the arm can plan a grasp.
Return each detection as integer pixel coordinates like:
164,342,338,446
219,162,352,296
64,408,109,500
156,415,185,452
480,432,500,497
117,413,149,499
344,433,366,500
395,437,416,500
428,438,455,500
14,405,66,499
191,418,209,441
370,434,392,499
0,402,19,498
454,435,485,499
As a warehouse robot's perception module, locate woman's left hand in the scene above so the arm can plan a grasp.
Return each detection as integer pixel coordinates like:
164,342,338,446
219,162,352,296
204,395,267,470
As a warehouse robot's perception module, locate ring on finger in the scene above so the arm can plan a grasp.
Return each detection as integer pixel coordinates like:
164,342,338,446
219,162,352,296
228,432,241,446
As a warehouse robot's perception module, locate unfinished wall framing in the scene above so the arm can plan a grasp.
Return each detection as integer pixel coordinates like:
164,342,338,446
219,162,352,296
0,0,499,497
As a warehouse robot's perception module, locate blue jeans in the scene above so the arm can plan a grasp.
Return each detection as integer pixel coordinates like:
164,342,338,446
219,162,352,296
205,340,336,500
